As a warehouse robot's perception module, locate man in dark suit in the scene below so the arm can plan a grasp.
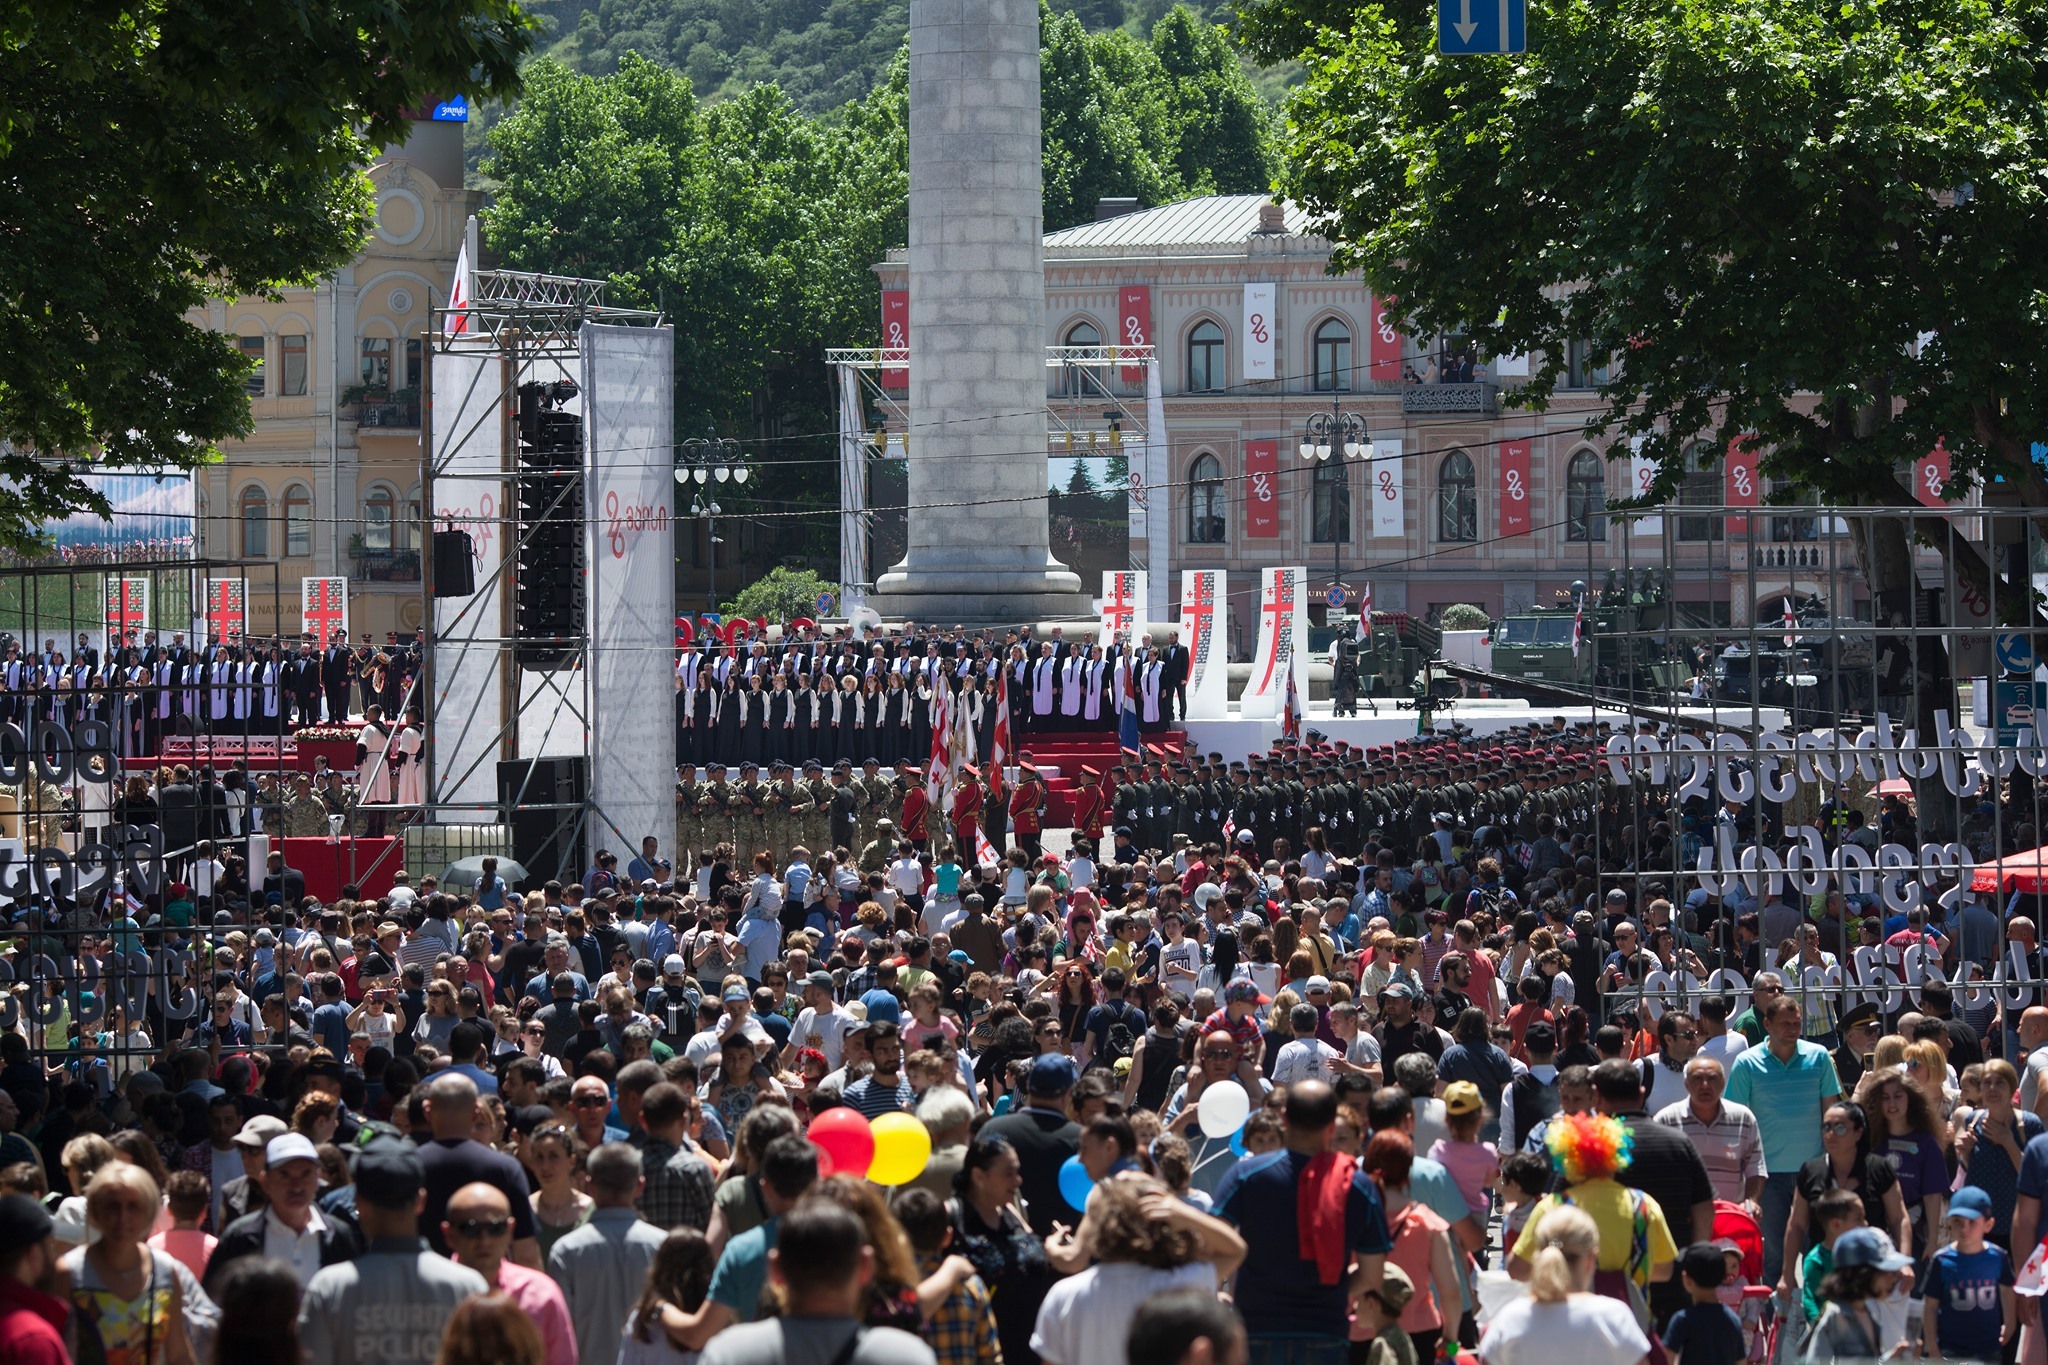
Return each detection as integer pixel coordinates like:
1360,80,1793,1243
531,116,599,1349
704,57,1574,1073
289,636,322,726
320,632,353,724
1161,631,1191,723
73,633,98,671
156,765,200,865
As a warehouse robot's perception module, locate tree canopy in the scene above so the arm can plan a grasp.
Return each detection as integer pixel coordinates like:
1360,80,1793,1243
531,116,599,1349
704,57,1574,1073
1243,0,2048,517
0,0,534,549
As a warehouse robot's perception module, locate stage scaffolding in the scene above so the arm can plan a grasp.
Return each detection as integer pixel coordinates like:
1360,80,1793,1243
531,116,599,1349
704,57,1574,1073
415,269,666,885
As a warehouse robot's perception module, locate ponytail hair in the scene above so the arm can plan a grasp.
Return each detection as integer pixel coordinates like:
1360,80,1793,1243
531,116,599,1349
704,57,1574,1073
1527,1204,1597,1304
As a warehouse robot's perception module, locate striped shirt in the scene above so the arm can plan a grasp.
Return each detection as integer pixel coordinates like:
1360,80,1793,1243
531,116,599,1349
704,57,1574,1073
1653,1097,1768,1204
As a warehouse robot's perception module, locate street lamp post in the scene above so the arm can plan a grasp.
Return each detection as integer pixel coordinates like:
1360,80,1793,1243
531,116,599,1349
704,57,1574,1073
1301,406,1372,619
676,425,750,614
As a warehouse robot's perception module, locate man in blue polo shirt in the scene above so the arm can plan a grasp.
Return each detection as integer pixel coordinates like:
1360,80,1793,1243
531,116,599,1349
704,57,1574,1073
1723,992,1841,1289
1214,1080,1391,1359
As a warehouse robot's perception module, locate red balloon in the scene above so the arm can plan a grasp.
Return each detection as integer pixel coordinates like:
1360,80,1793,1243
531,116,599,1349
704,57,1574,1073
807,1107,875,1179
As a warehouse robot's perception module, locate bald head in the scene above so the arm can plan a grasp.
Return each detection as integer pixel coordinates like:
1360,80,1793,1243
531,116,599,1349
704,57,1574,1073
426,1071,480,1139
445,1180,511,1220
441,1181,514,1278
2023,1007,2048,1049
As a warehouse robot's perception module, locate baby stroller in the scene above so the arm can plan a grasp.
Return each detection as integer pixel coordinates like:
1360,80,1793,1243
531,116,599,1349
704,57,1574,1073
1710,1200,1777,1363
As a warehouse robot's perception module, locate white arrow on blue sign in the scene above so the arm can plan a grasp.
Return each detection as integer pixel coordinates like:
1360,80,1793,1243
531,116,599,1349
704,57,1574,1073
1998,632,2036,675
1439,0,1525,53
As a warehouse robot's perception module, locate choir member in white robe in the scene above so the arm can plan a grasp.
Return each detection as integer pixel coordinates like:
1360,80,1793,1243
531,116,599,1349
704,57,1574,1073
395,710,425,807
1028,645,1058,728
1058,654,1085,718
206,653,233,732
1081,650,1109,729
1138,654,1167,732
356,707,393,835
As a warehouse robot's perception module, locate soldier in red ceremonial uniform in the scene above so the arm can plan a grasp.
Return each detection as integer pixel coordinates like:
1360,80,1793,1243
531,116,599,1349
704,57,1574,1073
1009,757,1046,860
1070,764,1106,853
901,775,930,852
951,765,984,860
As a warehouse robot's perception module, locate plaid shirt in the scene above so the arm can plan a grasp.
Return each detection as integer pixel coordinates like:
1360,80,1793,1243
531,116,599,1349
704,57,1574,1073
637,1136,715,1231
916,1251,1002,1365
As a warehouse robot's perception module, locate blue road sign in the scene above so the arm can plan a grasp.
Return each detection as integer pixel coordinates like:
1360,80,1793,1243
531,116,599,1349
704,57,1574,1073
815,591,837,617
1998,632,2037,675
430,95,469,122
1439,0,1525,53
1995,680,2048,746
1325,585,1347,608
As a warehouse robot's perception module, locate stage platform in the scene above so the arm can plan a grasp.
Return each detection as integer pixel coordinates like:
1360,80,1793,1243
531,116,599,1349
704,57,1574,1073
120,733,360,775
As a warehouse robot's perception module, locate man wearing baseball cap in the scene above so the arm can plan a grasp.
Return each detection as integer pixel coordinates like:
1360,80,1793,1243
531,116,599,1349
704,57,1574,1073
207,1132,362,1291
298,1139,488,1365
980,1054,1082,1236
0,1194,67,1365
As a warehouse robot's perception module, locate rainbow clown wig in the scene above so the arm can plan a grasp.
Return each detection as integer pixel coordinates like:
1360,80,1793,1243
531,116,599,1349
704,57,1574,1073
1544,1112,1634,1185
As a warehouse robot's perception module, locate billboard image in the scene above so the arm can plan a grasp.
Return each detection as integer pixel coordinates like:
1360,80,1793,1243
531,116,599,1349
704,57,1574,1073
38,473,196,564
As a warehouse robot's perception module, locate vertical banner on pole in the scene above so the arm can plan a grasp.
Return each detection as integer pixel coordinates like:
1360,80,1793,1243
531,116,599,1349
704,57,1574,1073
1371,438,1404,538
1915,440,1951,507
104,578,149,659
430,342,512,818
1244,284,1276,381
1498,440,1532,537
1629,437,1662,536
838,367,868,607
1118,286,1151,384
583,322,679,856
1725,436,1760,535
1143,359,1170,626
1101,570,1149,646
880,290,908,391
299,578,349,648
1180,569,1229,720
1238,566,1305,719
1948,553,1996,677
1246,440,1280,538
205,578,247,644
1369,295,1404,381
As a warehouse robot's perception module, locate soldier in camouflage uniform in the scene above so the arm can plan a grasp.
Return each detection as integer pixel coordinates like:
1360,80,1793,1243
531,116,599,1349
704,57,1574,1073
283,773,329,838
697,762,735,851
733,760,770,857
802,760,833,856
676,766,703,863
856,758,889,849
858,819,896,875
253,774,285,837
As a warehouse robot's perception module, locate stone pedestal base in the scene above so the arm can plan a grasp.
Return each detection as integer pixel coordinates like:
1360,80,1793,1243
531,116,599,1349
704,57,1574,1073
870,561,1092,626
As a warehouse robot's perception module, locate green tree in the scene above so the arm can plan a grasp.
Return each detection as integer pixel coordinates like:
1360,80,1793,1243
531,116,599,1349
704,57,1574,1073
1147,7,1278,196
723,566,840,623
1041,6,1171,230
1244,0,2048,830
1438,603,1489,631
0,0,534,549
1064,461,1099,495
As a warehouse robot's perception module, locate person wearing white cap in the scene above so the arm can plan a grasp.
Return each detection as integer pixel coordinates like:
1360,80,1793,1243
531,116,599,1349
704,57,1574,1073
206,1132,362,1291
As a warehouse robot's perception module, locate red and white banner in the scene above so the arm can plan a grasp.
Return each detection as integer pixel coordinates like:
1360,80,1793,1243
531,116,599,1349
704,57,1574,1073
881,289,908,390
444,240,471,337
1724,436,1760,535
1369,294,1404,381
205,577,247,643
1118,285,1151,384
1498,440,1532,537
1246,440,1280,538
1179,569,1229,720
1629,438,1662,537
987,668,1011,805
1238,565,1306,719
104,578,149,658
1244,284,1276,381
1371,438,1404,538
925,681,955,811
1915,440,1950,508
300,577,349,648
1101,570,1147,645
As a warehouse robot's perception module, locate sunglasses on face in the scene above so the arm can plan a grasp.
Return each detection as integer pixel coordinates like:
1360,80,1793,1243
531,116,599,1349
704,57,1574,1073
571,1094,610,1108
450,1217,511,1237
1822,1120,1857,1135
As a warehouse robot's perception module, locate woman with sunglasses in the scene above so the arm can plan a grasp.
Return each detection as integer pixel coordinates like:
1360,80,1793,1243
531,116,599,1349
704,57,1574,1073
414,979,461,1051
1775,1100,1911,1300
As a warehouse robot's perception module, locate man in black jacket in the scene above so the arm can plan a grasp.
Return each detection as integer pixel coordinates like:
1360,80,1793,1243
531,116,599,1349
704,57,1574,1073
263,849,307,906
1160,630,1191,722
320,631,353,724
156,766,200,863
204,1131,362,1291
290,635,324,727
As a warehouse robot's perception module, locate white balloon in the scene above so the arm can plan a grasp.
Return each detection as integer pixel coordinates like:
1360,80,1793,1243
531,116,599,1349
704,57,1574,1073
1197,1081,1252,1139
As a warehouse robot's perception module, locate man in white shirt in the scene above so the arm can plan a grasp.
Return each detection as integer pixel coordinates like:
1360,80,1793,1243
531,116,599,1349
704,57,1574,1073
1696,994,1748,1069
1066,845,1095,892
887,849,923,901
783,971,858,1070
1271,1004,1340,1087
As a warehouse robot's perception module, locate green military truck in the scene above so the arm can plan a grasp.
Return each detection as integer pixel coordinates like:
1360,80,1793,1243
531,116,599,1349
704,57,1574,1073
1487,570,1694,701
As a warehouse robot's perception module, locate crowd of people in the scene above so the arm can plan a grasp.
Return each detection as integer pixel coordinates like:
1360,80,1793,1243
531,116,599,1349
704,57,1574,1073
9,684,2048,1365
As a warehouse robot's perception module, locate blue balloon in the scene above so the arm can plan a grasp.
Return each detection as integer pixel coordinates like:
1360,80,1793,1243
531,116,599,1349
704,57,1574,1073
1057,1153,1094,1211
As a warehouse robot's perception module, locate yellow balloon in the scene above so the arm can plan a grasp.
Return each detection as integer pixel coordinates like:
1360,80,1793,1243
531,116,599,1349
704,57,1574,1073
867,1112,934,1186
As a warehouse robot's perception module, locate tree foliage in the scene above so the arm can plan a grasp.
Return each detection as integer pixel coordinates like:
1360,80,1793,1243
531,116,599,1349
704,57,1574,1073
1243,0,2048,518
0,0,534,550
1438,603,1489,631
722,566,839,623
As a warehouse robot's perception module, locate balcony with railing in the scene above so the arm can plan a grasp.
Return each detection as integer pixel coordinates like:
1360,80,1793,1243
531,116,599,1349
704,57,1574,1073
351,549,421,583
1401,382,1499,416
341,385,421,429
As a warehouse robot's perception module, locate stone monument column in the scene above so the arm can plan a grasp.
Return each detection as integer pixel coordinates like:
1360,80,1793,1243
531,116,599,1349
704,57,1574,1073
869,0,1090,622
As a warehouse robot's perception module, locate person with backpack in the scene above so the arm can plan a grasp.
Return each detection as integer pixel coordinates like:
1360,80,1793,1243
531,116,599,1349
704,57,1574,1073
1122,1000,1190,1114
1499,1021,1562,1155
1077,967,1141,1072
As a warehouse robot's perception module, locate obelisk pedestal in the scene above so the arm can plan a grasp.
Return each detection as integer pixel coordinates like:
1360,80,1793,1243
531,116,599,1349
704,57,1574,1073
868,0,1090,624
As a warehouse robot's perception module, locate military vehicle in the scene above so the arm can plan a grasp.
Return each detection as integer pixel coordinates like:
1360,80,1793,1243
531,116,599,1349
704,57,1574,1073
1485,569,1694,701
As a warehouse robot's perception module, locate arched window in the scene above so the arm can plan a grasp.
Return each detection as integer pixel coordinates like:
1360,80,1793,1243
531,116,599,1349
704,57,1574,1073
1187,453,1225,544
1311,462,1351,543
1058,321,1100,397
282,484,312,557
1677,442,1723,542
1436,451,1477,543
239,485,270,558
363,485,396,552
1187,321,1225,393
1313,319,1352,392
1566,451,1607,542
239,334,267,397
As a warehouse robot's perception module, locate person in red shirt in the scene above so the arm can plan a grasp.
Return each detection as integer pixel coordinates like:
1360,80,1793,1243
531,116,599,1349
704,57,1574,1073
901,777,930,852
1070,766,1106,851
1009,760,1045,860
952,766,984,858
0,1195,70,1365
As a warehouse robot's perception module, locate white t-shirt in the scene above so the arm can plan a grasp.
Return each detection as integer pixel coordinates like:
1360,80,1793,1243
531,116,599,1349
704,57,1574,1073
1697,1031,1748,1071
1273,1037,1341,1087
791,1005,857,1069
1478,1293,1651,1365
1029,1260,1216,1365
888,857,923,897
1067,855,1094,890
1347,1033,1384,1070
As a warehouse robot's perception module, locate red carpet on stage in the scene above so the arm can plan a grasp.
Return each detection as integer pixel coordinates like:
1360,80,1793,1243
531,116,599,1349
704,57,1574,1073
1010,729,1189,825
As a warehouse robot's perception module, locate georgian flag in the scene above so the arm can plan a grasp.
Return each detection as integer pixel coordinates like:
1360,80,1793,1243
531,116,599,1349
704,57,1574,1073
973,824,998,867
1357,582,1372,643
925,682,954,812
1783,596,1797,649
446,241,472,336
987,669,1010,805
1281,664,1302,742
1571,600,1586,659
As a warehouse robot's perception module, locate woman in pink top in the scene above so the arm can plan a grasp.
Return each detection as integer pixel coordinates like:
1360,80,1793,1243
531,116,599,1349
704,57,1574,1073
1363,1130,1464,1363
148,1170,216,1281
